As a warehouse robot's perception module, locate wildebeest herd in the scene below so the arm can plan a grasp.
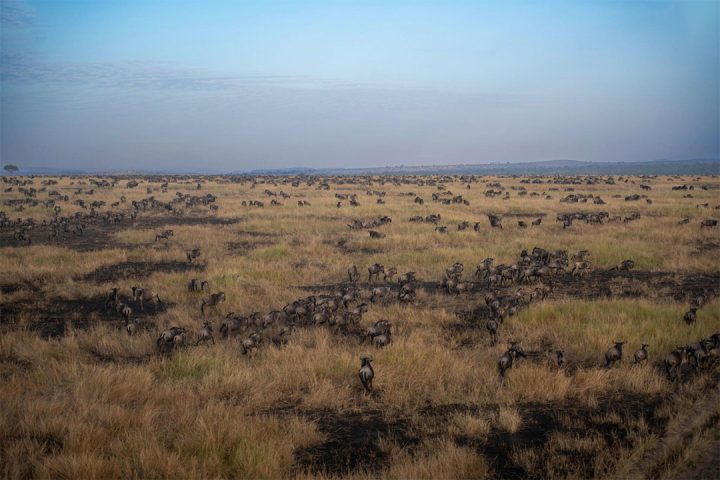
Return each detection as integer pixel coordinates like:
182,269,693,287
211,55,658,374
1,172,719,479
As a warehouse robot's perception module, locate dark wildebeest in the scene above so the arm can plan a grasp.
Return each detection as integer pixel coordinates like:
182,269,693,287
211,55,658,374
498,342,526,378
633,344,649,364
664,346,690,379
368,263,385,282
195,320,215,346
358,356,374,393
605,341,625,368
201,292,226,314
348,265,360,284
684,307,698,324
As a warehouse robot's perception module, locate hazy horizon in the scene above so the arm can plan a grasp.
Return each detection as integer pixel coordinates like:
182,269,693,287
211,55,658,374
1,0,718,171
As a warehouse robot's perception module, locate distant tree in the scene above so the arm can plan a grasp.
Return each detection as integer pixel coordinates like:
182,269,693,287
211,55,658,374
3,164,19,173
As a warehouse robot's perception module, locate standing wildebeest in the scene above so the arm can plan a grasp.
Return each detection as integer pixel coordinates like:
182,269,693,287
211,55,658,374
664,346,690,379
131,286,164,313
486,319,499,346
700,219,718,228
605,341,625,368
156,326,187,354
383,267,398,283
358,356,374,393
348,265,360,284
498,342,526,378
195,320,215,346
556,350,565,368
186,248,202,263
684,307,698,324
633,344,649,364
188,279,210,292
488,214,503,229
398,271,416,286
368,263,385,282
241,333,262,356
371,286,392,303
201,292,226,314
106,287,120,310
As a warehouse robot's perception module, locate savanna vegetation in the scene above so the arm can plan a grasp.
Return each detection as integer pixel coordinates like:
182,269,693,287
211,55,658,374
1,173,719,479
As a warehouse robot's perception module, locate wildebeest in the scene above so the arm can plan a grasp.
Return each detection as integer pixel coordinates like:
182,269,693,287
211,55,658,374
384,267,398,283
371,286,391,302
365,320,391,342
195,320,215,346
368,263,385,282
633,343,649,364
241,333,262,356
201,292,226,314
368,230,385,239
156,326,187,354
358,356,374,393
398,271,416,286
188,279,209,292
186,248,202,263
498,342,526,378
604,341,625,368
126,317,140,336
488,214,503,229
610,260,634,271
664,346,690,379
131,286,164,313
486,319,499,346
348,265,360,284
556,350,565,368
700,219,718,228
683,307,698,325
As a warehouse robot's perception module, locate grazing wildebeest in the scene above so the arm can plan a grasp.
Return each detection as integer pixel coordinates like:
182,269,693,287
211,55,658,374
684,307,698,325
498,342,526,378
398,271,416,286
358,356,374,393
368,263,385,282
687,340,710,368
126,317,140,337
365,320,391,342
241,333,262,356
219,313,243,338
664,346,690,379
633,344,649,364
518,220,527,228
195,320,215,346
348,265,360,284
156,326,187,354
371,286,391,302
700,219,718,228
610,260,634,271
605,341,625,368
131,286,164,313
384,267,398,283
201,292,226,314
486,319,499,346
368,230,385,239
398,284,416,303
532,218,542,226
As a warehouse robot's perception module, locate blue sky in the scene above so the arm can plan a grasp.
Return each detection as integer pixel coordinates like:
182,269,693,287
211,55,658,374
1,0,718,171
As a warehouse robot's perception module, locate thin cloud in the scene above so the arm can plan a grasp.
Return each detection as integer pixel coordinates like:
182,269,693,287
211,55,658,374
0,0,35,27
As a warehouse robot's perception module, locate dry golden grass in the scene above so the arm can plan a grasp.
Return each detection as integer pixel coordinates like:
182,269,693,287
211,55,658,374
1,173,719,478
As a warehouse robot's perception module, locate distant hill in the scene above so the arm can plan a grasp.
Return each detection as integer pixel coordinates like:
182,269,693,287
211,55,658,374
5,158,718,176
238,158,720,176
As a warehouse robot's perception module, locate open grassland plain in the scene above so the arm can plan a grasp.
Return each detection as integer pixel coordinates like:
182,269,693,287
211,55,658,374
1,173,719,479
